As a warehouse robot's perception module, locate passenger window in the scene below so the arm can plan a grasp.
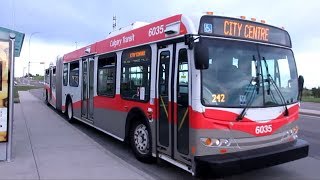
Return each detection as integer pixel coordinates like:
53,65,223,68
120,45,151,101
97,54,117,97
52,68,56,88
45,69,50,84
69,61,79,87
63,64,68,86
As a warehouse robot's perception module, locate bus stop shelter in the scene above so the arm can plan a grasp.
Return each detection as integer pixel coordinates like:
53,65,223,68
0,26,24,161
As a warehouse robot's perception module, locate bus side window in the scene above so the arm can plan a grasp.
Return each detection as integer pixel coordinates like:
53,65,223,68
177,49,188,106
52,67,56,88
97,53,117,97
63,64,68,86
120,45,151,101
69,61,79,87
45,69,49,84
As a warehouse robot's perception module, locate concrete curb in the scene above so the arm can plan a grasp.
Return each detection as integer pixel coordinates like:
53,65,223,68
300,109,320,117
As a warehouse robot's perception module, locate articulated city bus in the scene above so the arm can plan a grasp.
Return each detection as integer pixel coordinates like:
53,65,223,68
44,13,309,176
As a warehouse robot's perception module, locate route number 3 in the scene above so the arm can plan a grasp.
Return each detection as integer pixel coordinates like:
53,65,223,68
212,94,225,103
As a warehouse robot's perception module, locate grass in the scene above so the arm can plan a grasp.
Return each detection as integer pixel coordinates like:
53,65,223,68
302,96,320,103
14,85,41,103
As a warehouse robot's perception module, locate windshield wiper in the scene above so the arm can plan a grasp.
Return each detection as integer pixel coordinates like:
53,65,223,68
236,56,260,121
236,77,258,121
262,57,289,116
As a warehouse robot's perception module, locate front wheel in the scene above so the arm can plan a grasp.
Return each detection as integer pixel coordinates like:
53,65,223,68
130,121,154,163
66,101,75,123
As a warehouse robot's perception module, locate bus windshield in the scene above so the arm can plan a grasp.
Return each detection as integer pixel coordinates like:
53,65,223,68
201,38,298,107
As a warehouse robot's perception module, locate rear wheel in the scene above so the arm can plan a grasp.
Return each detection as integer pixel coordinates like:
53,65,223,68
45,91,49,105
130,120,154,163
66,101,75,123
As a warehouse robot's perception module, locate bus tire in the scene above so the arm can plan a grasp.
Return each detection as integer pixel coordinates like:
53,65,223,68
66,100,75,123
130,120,154,163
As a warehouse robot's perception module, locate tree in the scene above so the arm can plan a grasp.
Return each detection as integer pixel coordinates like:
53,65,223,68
302,87,312,97
24,73,34,78
311,87,320,98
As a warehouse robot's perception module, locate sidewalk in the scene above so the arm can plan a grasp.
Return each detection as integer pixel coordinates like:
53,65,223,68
0,91,154,180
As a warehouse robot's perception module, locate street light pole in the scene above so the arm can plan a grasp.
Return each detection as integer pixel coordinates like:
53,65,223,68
28,32,40,79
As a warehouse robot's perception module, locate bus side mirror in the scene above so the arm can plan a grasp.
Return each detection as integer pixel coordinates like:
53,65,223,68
298,75,304,101
194,42,209,70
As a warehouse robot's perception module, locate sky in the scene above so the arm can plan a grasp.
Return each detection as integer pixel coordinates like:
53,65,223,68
1,0,319,88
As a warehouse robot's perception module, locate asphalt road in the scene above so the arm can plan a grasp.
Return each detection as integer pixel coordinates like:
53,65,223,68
29,88,320,179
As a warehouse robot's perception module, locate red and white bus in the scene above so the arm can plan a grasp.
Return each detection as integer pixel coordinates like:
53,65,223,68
44,13,309,175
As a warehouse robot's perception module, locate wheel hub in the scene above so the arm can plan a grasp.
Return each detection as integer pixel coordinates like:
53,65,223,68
134,124,149,155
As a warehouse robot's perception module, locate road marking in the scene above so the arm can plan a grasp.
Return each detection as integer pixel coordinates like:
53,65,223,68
300,114,320,119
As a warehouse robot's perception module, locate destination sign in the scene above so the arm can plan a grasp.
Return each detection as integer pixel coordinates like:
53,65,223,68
199,16,292,47
123,46,151,65
129,50,146,58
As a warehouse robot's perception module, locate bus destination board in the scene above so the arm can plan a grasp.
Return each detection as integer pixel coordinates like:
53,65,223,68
199,16,292,47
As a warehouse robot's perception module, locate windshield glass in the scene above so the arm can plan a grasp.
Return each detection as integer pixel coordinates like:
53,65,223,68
260,46,298,105
201,38,298,107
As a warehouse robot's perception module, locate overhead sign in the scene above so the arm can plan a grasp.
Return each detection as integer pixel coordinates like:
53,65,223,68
0,41,9,142
199,16,292,47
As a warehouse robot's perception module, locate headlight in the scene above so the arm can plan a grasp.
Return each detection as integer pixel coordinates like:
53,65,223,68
200,138,231,147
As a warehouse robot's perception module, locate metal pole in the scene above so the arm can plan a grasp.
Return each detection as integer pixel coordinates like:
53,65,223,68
7,33,16,162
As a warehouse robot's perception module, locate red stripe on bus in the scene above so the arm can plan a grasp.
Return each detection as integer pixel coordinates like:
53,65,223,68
202,104,299,122
189,104,299,136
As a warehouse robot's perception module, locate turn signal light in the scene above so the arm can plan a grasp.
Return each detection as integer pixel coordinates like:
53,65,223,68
205,138,212,146
206,12,214,15
251,18,256,22
240,16,246,20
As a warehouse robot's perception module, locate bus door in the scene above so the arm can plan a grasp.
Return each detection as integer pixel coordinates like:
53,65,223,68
49,68,53,101
173,43,190,164
81,57,94,121
157,43,191,164
157,45,174,156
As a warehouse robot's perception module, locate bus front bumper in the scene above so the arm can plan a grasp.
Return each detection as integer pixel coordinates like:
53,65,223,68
194,139,309,176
